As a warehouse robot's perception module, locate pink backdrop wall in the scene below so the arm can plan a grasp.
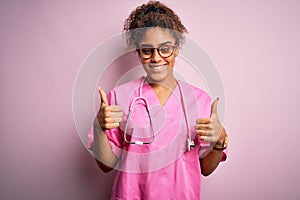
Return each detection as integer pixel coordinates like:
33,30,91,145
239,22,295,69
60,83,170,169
1,0,300,199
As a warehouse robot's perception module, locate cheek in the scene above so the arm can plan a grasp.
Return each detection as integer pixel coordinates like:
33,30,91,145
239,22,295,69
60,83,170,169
139,57,149,65
137,53,147,65
166,57,176,68
142,64,149,72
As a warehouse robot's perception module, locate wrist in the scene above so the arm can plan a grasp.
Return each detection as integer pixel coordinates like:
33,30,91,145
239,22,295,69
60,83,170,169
213,128,229,151
93,118,106,134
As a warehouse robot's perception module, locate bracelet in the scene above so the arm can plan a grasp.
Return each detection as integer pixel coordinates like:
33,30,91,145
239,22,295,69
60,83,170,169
213,128,229,151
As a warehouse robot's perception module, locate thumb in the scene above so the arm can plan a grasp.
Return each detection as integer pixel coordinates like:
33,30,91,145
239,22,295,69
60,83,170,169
98,86,108,106
210,97,219,117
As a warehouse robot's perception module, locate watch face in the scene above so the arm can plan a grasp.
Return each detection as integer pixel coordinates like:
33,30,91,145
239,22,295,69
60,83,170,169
222,136,229,148
213,136,229,150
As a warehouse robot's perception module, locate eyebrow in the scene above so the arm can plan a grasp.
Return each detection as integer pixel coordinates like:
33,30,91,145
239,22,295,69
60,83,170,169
140,41,173,47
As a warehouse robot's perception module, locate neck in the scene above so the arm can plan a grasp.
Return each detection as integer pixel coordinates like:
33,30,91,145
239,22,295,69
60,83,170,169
146,76,177,107
146,75,177,91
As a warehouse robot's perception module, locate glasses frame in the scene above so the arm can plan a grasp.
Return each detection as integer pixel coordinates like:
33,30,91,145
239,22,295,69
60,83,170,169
137,44,177,60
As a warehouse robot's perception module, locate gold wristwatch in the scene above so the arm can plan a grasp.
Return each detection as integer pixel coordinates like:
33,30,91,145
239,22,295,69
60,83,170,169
213,128,229,151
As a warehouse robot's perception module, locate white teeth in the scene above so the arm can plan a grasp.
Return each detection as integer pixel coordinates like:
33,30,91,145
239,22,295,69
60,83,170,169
150,65,165,72
153,66,162,71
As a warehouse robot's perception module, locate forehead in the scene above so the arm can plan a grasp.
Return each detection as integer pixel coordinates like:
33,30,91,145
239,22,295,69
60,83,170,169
140,27,176,46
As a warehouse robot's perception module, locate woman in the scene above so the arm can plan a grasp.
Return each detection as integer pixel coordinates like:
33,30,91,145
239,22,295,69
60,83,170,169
91,1,228,199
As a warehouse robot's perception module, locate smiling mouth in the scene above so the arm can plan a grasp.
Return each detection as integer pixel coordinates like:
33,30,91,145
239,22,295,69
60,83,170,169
149,64,167,72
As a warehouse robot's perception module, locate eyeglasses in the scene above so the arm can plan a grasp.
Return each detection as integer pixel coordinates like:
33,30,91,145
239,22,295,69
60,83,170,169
138,44,177,60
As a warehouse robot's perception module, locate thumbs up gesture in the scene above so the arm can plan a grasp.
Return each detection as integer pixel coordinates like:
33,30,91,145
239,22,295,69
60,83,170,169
195,98,223,143
96,87,123,131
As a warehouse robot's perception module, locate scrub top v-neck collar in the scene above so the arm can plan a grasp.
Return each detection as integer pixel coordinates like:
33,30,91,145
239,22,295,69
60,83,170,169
143,78,179,108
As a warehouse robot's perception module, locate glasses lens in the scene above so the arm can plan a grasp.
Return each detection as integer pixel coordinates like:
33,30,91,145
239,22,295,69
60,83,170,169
140,48,153,59
158,45,173,58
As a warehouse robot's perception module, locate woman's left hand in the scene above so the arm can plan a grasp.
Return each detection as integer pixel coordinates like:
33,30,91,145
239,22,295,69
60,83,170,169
195,98,223,143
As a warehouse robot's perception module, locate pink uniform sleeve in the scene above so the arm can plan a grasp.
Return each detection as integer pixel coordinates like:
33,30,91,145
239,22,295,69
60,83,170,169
192,87,228,161
221,146,228,161
87,89,123,159
87,127,94,150
103,89,123,158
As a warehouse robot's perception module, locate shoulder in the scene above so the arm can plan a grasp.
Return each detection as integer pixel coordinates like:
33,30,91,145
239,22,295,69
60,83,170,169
111,76,144,93
178,80,211,102
178,79,212,117
107,77,144,104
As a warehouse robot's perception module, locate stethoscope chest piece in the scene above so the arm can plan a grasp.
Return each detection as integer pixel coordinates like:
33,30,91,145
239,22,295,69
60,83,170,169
187,138,195,151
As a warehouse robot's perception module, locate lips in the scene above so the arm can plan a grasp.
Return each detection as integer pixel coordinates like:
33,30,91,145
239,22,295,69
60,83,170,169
148,64,167,72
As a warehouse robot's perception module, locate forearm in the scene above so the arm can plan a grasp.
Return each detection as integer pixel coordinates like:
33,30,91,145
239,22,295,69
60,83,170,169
200,128,228,176
200,148,223,176
93,122,118,171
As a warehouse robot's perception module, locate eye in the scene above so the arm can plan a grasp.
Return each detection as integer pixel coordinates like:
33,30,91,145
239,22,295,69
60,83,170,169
141,48,152,55
160,46,171,53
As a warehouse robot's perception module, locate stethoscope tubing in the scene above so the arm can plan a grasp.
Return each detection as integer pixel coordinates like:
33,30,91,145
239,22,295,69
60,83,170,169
123,78,155,145
123,77,193,150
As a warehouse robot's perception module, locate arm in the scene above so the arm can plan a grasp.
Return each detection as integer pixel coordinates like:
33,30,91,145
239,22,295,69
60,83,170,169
200,148,223,176
200,128,228,176
196,98,229,176
93,120,118,172
93,87,123,172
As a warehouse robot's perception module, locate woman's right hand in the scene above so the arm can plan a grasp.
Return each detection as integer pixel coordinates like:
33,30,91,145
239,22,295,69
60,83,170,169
96,87,123,131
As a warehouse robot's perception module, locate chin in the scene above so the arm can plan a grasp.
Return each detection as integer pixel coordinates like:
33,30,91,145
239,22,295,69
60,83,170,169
146,74,163,82
146,73,173,85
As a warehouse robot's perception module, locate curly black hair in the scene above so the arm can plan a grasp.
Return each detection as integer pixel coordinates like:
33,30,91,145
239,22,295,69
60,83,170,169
124,1,188,49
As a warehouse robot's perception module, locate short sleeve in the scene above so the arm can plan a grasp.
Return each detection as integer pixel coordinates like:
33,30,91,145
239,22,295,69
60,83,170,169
102,89,123,159
221,147,228,162
87,89,123,159
198,96,228,161
190,86,212,158
87,127,94,150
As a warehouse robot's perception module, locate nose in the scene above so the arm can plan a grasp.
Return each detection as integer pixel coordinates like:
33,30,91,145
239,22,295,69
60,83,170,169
151,48,162,63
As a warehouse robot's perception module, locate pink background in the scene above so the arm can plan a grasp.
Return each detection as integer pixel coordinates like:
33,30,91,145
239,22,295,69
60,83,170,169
1,0,300,199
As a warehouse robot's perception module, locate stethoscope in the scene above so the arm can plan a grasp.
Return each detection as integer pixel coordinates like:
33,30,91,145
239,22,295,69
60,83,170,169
123,77,195,151
123,78,155,145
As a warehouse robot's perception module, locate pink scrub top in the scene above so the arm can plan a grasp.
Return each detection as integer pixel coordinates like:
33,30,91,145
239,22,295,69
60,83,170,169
89,77,227,200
